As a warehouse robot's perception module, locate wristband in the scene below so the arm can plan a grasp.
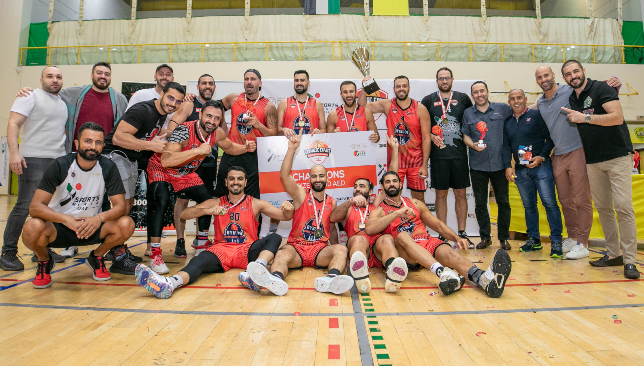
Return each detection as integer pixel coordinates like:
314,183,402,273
169,120,179,126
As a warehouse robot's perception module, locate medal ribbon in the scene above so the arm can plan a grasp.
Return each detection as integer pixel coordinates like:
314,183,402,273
310,190,326,230
296,96,310,125
358,204,369,225
197,124,212,145
244,93,261,113
342,105,357,132
438,91,453,119
223,194,246,212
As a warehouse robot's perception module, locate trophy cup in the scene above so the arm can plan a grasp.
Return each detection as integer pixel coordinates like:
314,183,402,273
476,121,488,148
350,47,380,95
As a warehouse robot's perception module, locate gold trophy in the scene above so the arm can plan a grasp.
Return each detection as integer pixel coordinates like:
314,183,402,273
350,47,380,95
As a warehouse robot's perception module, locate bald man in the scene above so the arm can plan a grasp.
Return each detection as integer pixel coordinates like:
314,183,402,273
247,131,354,296
1,66,69,271
503,89,563,258
532,66,621,260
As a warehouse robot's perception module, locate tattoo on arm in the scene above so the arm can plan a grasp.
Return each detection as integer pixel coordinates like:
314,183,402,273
266,103,278,134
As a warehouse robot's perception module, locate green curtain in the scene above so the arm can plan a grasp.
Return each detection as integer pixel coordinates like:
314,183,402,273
26,22,49,66
622,21,644,64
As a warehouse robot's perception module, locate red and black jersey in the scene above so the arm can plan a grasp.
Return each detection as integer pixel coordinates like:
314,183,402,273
288,190,334,244
283,96,320,135
213,195,259,245
147,120,216,178
335,105,368,132
229,93,270,144
386,98,423,169
378,197,429,240
345,203,379,241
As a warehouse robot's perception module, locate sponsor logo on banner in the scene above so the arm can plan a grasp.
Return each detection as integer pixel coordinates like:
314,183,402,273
354,150,366,157
267,149,285,163
351,144,367,149
224,222,246,243
304,140,332,164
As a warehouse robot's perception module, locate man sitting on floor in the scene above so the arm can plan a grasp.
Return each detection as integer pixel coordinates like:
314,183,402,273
22,122,135,288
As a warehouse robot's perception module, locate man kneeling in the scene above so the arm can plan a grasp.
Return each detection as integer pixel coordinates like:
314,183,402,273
135,166,294,298
367,171,512,298
23,122,135,288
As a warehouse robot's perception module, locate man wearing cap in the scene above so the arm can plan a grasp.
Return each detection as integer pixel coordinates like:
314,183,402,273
216,69,278,201
126,64,175,109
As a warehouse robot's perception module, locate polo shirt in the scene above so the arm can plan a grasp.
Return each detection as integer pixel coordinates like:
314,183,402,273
536,83,584,156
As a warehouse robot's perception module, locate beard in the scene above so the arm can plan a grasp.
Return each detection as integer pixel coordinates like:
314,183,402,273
228,185,244,195
92,78,109,90
354,190,370,201
569,74,586,89
44,83,62,94
385,185,401,197
200,120,216,134
294,86,307,95
199,89,213,101
439,84,451,92
311,181,326,192
395,91,409,101
78,148,100,161
539,78,554,91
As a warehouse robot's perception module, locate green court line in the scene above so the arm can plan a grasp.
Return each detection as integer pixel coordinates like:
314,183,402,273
374,344,387,349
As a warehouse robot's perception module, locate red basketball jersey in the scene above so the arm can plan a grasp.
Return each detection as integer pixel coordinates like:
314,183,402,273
385,98,423,168
288,190,334,244
147,120,216,178
378,197,429,240
283,96,320,135
345,203,379,241
335,105,368,132
229,93,270,144
213,195,259,245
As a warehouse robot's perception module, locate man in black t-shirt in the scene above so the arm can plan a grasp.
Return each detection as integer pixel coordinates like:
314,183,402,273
21,122,136,289
561,60,639,280
421,67,474,248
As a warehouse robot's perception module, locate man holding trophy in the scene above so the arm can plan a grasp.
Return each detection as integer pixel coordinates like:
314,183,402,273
353,48,431,202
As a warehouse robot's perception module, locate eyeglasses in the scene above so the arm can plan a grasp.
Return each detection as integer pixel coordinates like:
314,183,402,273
437,77,452,82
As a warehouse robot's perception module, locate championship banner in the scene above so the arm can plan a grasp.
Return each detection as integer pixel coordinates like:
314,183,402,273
257,131,377,237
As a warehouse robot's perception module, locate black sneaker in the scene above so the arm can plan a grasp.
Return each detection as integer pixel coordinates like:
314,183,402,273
175,238,187,258
624,264,641,279
589,255,624,267
109,253,137,275
124,244,143,263
103,249,115,262
31,248,66,263
458,231,475,249
479,249,512,298
0,249,24,271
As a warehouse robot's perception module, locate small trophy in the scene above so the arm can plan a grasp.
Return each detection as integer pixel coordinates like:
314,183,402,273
476,121,488,148
431,125,445,149
350,47,380,95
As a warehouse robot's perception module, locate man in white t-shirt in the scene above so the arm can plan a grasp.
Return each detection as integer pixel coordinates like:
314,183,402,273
0,66,68,272
21,122,135,289
126,64,175,110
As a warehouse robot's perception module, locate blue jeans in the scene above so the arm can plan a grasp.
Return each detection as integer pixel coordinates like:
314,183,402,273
514,161,563,242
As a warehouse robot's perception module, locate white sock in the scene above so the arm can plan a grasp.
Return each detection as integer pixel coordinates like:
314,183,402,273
430,262,444,276
168,275,183,289
197,231,209,246
255,258,268,267
269,222,278,232
151,242,161,249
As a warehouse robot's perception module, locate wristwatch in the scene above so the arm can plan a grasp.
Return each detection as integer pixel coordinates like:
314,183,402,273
585,113,591,124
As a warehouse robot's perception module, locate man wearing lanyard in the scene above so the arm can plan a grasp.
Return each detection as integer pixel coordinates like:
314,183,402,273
330,136,405,294
278,70,326,137
326,80,380,143
135,166,294,299
533,66,621,260
173,74,231,257
461,81,513,251
503,89,564,258
145,100,254,273
561,60,639,279
421,67,474,248
247,131,354,296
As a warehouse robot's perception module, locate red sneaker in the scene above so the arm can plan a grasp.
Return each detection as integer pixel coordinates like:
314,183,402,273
33,259,54,289
86,250,111,281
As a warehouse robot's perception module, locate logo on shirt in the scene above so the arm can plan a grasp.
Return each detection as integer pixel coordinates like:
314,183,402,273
224,222,246,243
584,96,592,109
433,115,461,147
302,219,324,241
236,113,254,135
397,220,416,235
293,116,311,135
394,121,411,145
304,140,331,164
60,183,81,207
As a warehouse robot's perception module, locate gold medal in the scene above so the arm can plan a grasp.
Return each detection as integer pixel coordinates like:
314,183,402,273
298,119,305,127
358,223,366,231
442,117,448,125
219,207,227,215
314,229,323,238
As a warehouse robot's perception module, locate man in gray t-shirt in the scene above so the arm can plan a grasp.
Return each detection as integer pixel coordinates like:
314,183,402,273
533,66,621,261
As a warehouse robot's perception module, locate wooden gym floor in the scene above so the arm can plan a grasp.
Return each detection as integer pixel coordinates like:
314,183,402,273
0,195,643,366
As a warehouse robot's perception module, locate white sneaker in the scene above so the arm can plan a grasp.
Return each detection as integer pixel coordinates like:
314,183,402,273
562,238,576,253
349,251,371,294
314,275,354,294
247,262,288,296
565,244,590,260
385,257,408,293
438,267,465,296
60,246,78,258
149,248,169,274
